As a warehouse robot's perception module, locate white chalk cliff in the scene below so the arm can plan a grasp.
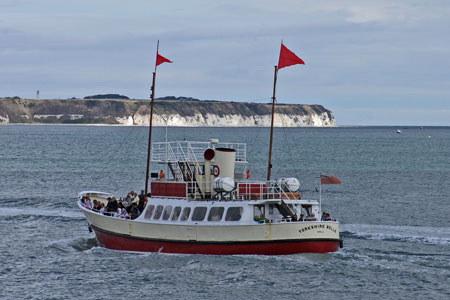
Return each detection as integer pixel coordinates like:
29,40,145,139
0,98,336,127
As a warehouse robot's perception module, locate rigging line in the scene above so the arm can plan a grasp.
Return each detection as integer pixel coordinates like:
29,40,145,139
99,124,140,175
279,115,304,206
280,112,301,180
247,121,264,174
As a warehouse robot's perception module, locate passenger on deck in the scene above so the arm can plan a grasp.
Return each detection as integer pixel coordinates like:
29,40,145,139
117,202,128,218
105,197,118,213
92,200,99,211
130,203,139,219
105,197,112,213
299,214,304,221
138,197,146,214
321,212,331,221
127,190,137,203
138,190,145,202
84,197,92,209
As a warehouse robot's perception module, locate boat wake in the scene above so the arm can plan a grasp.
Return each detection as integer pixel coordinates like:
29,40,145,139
48,237,100,252
0,207,84,219
341,224,450,246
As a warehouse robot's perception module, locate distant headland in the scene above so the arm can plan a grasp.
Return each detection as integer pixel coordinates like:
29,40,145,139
0,95,336,127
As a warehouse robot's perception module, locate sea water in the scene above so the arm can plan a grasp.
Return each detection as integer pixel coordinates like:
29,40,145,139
0,125,449,299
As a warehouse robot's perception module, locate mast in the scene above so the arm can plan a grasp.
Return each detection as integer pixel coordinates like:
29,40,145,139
267,65,278,182
144,41,160,195
144,41,173,195
144,71,156,195
267,42,304,182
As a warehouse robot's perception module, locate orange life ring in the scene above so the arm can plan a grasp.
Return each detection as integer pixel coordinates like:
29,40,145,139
213,165,220,177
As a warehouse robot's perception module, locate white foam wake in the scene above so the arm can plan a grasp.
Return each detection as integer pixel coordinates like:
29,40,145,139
341,224,450,245
0,207,84,218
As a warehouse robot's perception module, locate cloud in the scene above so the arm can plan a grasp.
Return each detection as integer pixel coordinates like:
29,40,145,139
1,0,450,125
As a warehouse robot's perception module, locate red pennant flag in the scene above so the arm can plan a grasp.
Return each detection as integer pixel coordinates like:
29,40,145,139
156,52,172,67
320,175,341,185
278,43,305,69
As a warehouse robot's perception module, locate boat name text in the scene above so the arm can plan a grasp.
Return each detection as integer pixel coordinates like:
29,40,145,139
298,224,337,234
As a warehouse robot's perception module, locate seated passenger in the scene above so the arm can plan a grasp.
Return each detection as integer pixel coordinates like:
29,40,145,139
129,203,139,219
138,190,145,202
299,214,304,221
110,197,119,212
84,197,92,209
138,198,146,214
92,200,98,211
118,203,129,218
126,190,138,203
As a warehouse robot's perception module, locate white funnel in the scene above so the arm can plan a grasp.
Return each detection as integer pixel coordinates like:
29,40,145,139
214,148,236,179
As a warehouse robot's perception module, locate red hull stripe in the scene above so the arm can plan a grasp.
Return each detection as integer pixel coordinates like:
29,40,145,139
91,226,340,255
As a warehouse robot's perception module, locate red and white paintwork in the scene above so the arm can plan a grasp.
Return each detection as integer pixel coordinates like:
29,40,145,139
78,140,342,255
78,192,341,255
93,227,339,255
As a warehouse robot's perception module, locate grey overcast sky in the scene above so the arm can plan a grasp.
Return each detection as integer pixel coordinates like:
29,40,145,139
1,0,449,125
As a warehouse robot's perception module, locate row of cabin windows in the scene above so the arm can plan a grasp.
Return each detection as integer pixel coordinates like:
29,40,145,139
144,205,243,222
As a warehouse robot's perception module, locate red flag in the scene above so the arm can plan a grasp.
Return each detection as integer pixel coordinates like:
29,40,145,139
156,52,172,67
278,43,305,69
320,175,341,184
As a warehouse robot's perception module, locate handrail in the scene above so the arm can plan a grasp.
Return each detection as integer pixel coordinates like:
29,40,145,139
150,179,303,202
151,141,247,163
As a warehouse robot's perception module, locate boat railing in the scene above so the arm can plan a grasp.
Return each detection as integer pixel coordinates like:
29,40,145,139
151,141,247,164
236,180,301,201
150,179,301,201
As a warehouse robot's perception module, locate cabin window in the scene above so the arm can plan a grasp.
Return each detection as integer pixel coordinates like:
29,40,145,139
254,205,265,220
198,165,205,175
225,207,243,221
153,205,164,219
301,205,312,216
144,205,155,219
180,207,191,221
162,205,172,220
208,207,224,221
269,204,281,215
171,206,181,221
192,207,207,221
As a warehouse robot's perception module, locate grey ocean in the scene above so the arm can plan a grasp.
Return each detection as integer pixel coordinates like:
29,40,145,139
1,125,449,299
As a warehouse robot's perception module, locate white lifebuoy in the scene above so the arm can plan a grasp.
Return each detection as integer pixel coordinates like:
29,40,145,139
213,165,220,177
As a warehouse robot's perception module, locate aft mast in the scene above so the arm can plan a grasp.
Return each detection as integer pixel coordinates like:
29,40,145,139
267,65,278,182
144,41,173,195
266,42,305,182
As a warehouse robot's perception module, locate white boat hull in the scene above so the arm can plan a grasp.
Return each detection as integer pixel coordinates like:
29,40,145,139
81,204,341,255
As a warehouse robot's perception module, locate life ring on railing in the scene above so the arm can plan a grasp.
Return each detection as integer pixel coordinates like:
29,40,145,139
213,165,220,177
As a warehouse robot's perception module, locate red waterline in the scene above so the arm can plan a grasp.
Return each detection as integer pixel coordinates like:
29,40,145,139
93,229,340,255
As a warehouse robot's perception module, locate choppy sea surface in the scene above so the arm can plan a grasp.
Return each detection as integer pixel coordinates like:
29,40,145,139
0,125,449,300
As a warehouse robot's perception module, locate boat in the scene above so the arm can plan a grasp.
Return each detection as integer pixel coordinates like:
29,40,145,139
78,42,343,255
